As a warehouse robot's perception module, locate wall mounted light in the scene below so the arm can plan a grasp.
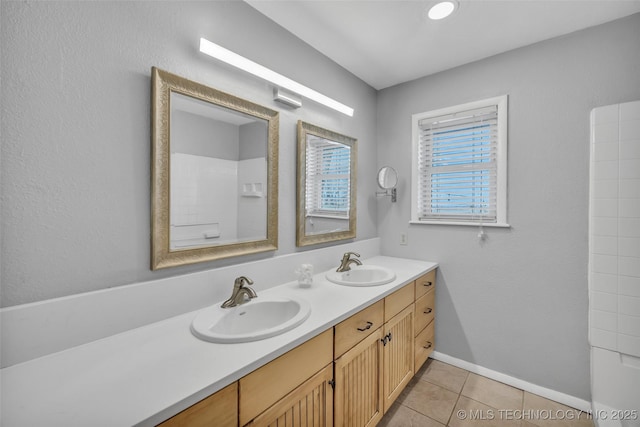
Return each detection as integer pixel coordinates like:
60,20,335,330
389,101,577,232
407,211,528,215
199,38,354,117
273,88,302,109
428,1,458,20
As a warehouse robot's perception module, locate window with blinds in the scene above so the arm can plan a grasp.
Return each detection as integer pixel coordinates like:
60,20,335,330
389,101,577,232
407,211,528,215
411,95,508,226
306,137,351,217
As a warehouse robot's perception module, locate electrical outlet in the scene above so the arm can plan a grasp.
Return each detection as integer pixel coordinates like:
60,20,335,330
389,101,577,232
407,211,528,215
400,233,408,245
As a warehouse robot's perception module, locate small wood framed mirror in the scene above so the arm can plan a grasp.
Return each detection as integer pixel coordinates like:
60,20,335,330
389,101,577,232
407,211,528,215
296,120,357,247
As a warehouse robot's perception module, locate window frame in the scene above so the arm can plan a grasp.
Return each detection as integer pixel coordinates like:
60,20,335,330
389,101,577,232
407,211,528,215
411,95,509,227
305,138,351,219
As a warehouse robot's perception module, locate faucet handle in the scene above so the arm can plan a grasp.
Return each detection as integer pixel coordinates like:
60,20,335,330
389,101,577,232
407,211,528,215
344,252,360,258
234,276,254,287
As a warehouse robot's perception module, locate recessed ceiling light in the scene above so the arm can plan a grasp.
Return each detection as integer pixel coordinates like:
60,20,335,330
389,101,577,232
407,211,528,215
428,1,457,20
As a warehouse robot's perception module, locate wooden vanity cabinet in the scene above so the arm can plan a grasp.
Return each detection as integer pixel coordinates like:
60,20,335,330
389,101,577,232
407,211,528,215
414,270,436,370
158,382,238,427
333,282,417,425
159,268,437,427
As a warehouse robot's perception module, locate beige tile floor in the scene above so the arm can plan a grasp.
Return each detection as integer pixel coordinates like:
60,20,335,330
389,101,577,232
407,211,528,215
378,359,594,427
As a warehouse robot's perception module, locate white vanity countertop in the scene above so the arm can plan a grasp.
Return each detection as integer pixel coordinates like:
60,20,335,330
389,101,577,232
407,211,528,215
0,256,437,427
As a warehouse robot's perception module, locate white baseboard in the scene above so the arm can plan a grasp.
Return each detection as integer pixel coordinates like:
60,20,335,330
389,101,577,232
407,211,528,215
431,351,592,413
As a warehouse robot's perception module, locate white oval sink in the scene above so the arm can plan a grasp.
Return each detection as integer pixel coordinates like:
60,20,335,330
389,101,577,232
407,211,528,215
325,265,396,287
191,297,311,343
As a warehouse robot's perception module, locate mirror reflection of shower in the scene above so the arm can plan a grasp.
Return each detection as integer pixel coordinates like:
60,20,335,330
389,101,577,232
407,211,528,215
170,91,269,249
376,166,398,202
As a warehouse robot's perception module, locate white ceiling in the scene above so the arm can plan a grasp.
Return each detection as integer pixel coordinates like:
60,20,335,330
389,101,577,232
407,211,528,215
245,0,640,90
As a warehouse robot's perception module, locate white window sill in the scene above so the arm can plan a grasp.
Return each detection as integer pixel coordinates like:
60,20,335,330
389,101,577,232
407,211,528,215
410,221,511,228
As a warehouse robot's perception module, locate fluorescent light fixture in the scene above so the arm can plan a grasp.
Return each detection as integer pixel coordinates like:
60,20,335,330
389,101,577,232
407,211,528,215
428,1,457,20
199,38,354,117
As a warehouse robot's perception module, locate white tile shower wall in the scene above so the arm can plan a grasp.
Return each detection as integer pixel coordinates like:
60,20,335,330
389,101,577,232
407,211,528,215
589,100,640,357
590,104,620,351
237,158,267,240
170,153,238,243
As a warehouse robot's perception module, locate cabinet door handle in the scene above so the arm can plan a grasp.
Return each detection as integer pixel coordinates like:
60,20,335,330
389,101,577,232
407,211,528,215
380,333,393,346
423,281,433,287
424,308,433,314
357,321,373,332
424,341,432,349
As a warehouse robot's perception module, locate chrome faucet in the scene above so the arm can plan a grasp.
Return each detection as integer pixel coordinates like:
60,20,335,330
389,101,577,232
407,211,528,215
221,276,257,308
336,252,362,272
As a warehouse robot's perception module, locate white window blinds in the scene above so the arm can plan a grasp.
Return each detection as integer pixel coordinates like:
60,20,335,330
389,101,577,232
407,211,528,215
306,138,351,217
412,96,508,225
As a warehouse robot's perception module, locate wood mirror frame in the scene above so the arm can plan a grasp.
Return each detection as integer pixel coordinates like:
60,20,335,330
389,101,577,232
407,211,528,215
151,67,278,270
296,120,356,247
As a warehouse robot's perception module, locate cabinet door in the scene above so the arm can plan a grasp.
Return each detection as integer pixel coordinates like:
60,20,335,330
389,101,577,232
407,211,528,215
158,382,238,427
240,330,333,425
247,364,333,427
334,328,384,427
382,304,414,413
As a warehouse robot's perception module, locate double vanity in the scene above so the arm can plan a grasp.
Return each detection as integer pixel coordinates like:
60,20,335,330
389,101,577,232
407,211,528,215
0,255,436,426
160,256,437,427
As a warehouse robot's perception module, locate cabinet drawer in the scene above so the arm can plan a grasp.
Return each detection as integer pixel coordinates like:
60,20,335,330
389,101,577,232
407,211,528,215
414,270,436,299
240,329,333,425
414,320,434,371
158,382,238,427
334,300,384,358
384,283,414,322
414,289,435,335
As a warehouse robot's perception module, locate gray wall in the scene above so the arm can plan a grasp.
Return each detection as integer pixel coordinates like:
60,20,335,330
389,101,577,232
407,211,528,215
239,121,268,160
376,13,640,401
0,1,378,307
172,111,240,160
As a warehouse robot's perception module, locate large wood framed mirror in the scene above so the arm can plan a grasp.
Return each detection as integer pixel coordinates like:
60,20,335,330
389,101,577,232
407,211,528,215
296,121,356,247
151,67,278,270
